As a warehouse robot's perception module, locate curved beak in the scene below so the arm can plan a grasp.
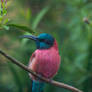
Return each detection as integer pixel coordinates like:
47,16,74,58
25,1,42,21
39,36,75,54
20,35,38,41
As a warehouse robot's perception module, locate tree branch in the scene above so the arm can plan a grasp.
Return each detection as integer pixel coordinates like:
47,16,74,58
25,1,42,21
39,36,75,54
0,49,83,92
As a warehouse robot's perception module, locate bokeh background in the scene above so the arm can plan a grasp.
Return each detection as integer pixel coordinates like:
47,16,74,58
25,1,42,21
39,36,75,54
0,0,92,92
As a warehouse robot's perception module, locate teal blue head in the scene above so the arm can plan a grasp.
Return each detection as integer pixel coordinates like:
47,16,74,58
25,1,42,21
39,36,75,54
20,33,54,49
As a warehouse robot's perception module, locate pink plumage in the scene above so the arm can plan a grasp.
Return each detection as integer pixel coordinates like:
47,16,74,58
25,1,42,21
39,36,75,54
28,40,61,79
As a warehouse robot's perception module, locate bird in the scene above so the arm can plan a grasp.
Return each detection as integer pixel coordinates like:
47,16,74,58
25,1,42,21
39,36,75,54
21,33,61,92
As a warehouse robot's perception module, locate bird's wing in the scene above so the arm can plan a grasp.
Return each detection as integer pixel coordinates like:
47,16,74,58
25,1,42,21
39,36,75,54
28,52,36,70
30,52,36,62
28,52,39,79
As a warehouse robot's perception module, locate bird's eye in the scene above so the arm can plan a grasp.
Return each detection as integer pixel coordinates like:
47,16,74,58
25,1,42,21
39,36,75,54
44,40,51,44
39,39,50,44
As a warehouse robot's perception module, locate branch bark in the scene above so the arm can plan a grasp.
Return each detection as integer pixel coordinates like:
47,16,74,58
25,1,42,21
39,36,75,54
0,49,83,92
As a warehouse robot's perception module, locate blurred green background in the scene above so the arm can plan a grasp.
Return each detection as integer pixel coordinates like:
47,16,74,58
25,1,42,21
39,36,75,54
0,0,92,92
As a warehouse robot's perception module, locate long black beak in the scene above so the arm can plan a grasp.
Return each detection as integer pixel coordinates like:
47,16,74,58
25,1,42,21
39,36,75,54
20,35,38,41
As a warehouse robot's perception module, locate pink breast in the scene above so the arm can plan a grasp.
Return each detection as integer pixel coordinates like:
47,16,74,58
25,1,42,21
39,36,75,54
29,47,61,79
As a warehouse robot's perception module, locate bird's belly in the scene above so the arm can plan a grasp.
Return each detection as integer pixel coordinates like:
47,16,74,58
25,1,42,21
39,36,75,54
38,58,60,78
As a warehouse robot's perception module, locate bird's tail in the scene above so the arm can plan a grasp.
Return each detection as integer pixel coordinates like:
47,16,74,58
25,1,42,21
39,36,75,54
32,80,45,92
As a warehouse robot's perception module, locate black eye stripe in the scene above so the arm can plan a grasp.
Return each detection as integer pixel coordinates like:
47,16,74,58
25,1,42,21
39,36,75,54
39,39,51,44
39,39,45,42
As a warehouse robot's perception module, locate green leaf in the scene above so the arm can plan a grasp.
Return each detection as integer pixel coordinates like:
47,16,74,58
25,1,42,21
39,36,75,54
0,15,3,23
26,8,32,21
3,25,9,30
0,2,1,15
7,24,35,33
3,18,9,24
32,6,50,29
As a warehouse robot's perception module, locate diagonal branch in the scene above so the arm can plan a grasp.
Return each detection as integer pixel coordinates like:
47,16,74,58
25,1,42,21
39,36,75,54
0,49,83,92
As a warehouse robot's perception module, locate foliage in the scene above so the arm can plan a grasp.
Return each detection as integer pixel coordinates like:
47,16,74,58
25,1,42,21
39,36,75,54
0,0,92,92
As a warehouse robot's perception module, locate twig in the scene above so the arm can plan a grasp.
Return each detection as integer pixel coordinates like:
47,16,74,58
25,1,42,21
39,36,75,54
0,49,83,92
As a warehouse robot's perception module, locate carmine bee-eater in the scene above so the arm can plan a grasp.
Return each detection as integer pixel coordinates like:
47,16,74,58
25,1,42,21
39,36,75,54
21,33,61,92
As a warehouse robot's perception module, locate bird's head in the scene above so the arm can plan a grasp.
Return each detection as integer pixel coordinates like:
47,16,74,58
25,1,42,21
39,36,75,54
20,33,55,49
